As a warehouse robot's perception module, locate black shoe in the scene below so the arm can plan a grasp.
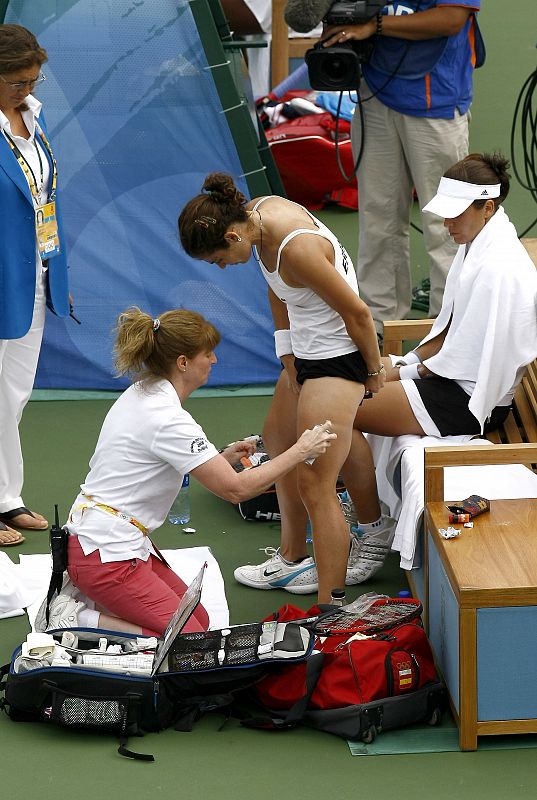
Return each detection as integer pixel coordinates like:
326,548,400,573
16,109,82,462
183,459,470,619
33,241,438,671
411,278,430,312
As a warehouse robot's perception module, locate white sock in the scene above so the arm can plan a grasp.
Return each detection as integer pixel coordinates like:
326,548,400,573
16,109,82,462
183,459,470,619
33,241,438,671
359,517,383,534
78,608,100,628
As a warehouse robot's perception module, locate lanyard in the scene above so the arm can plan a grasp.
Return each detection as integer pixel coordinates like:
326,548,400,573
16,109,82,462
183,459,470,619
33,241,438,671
2,123,57,203
71,494,171,568
73,493,150,536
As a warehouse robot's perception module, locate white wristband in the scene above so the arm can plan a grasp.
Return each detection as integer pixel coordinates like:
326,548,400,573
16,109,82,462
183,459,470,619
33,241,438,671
399,363,421,380
394,350,421,367
274,329,293,359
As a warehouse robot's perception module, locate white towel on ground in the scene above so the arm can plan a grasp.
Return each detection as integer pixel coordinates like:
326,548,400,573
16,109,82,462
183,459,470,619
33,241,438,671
0,547,229,629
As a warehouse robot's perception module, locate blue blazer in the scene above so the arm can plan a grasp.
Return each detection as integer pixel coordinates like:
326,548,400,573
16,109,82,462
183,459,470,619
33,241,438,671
0,110,69,339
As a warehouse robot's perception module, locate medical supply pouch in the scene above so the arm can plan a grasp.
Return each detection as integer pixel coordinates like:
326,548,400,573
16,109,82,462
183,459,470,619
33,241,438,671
0,628,174,761
243,603,446,742
447,494,490,518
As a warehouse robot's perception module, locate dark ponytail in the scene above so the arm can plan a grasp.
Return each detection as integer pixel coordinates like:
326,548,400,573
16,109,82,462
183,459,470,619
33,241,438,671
445,152,511,209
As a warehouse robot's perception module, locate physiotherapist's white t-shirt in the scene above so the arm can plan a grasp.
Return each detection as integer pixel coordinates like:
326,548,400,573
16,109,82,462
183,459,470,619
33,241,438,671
66,379,218,562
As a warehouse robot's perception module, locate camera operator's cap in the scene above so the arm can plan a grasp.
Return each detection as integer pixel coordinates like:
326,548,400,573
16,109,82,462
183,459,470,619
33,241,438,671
422,177,501,218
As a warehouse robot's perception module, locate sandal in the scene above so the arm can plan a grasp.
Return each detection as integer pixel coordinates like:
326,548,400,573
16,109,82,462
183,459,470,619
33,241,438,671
0,519,26,547
0,506,48,530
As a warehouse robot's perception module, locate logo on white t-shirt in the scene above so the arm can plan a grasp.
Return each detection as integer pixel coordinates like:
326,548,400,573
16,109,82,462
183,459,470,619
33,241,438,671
190,437,209,454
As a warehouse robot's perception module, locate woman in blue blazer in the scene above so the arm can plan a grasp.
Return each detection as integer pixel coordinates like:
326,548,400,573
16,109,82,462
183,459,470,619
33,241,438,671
0,24,69,546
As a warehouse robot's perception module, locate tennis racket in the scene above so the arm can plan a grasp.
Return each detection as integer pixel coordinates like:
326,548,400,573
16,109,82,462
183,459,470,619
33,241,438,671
311,597,423,637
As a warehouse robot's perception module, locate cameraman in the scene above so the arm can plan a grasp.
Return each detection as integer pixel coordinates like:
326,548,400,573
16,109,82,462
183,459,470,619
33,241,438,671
318,1,481,340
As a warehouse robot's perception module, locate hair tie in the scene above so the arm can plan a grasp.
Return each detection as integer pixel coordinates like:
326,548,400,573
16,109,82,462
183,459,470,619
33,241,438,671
153,318,160,332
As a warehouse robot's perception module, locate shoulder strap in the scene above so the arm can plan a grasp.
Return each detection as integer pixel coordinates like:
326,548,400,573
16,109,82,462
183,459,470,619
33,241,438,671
276,228,328,272
241,652,325,731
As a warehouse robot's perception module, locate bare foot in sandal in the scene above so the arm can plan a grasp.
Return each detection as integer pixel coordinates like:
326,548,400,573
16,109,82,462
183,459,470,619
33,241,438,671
0,521,26,547
0,506,48,530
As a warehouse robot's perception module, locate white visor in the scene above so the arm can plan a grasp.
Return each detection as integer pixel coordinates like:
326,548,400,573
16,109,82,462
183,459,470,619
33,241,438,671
422,177,501,218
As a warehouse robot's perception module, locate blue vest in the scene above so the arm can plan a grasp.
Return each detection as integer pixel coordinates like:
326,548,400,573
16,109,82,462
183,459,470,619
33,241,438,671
0,110,69,339
363,0,482,119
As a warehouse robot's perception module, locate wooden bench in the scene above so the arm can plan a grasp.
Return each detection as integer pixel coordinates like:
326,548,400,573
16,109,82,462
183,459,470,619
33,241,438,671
381,239,537,749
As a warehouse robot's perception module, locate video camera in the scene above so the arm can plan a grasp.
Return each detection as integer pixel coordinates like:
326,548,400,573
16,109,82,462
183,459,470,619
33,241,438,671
305,1,387,91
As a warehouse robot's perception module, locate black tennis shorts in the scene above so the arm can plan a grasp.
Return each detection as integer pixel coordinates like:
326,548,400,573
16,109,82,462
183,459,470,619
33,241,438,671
294,350,368,386
413,376,511,436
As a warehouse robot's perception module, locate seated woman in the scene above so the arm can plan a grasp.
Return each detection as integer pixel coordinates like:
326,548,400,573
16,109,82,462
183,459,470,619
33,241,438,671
328,151,537,582
36,307,335,636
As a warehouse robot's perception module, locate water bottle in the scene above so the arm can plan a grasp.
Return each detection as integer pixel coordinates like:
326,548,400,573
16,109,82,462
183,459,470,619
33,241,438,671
168,474,190,525
330,587,346,606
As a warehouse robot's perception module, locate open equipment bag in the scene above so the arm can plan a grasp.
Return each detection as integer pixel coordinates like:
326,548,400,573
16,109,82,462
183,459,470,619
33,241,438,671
0,565,314,760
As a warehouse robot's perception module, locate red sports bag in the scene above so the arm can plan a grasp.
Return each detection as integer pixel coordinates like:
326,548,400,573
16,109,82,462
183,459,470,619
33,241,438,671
255,607,437,710
244,603,445,742
265,112,358,211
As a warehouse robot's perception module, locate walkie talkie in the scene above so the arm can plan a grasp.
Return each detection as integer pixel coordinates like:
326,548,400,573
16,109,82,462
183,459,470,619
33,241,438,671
46,505,68,624
50,504,68,575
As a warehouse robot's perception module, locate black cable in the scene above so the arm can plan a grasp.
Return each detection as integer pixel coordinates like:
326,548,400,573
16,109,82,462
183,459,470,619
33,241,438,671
510,62,537,237
331,0,424,181
334,90,363,182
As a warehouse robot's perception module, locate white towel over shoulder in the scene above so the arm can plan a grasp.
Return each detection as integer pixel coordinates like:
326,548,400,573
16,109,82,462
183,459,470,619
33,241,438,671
420,207,537,430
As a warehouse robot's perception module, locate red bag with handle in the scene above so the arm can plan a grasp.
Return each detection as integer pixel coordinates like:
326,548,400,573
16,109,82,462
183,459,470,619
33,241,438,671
243,600,445,742
265,112,358,210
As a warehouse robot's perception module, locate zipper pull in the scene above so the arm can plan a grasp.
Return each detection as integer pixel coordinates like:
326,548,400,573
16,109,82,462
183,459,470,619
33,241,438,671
153,678,160,712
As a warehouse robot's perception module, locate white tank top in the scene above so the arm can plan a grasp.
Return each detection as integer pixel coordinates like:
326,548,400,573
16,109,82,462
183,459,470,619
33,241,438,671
252,198,360,360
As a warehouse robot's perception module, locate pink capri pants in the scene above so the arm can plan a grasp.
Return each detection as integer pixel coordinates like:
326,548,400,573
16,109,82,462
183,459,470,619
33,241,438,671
67,535,209,637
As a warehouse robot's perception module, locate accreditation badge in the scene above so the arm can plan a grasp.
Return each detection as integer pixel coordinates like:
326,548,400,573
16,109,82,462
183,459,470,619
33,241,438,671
35,201,61,258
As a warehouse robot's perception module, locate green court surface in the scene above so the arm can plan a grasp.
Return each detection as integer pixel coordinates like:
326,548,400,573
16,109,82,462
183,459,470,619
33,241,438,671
2,3,537,796
2,394,537,800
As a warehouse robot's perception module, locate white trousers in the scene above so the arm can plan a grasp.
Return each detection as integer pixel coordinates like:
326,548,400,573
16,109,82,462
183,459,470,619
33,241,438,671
0,272,46,513
351,88,469,333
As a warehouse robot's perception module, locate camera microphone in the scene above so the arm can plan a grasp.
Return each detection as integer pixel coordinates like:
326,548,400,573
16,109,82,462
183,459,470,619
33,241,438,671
284,0,333,33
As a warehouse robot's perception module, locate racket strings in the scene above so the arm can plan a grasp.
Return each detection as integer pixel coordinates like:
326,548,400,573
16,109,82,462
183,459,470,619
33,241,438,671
314,600,422,634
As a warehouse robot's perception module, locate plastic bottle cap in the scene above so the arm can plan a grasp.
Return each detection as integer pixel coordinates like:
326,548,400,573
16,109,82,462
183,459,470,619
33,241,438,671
398,590,411,598
330,588,346,599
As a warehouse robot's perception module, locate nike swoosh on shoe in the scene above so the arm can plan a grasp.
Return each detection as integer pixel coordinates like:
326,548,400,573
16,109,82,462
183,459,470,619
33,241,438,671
263,568,282,577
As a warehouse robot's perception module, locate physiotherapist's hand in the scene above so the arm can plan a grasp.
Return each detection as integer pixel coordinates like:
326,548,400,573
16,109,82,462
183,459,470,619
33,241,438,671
297,420,337,462
220,440,256,465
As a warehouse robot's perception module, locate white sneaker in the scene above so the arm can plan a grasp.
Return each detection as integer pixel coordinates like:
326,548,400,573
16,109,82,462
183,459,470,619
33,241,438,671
234,547,318,594
338,490,360,528
346,518,396,585
34,574,87,632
